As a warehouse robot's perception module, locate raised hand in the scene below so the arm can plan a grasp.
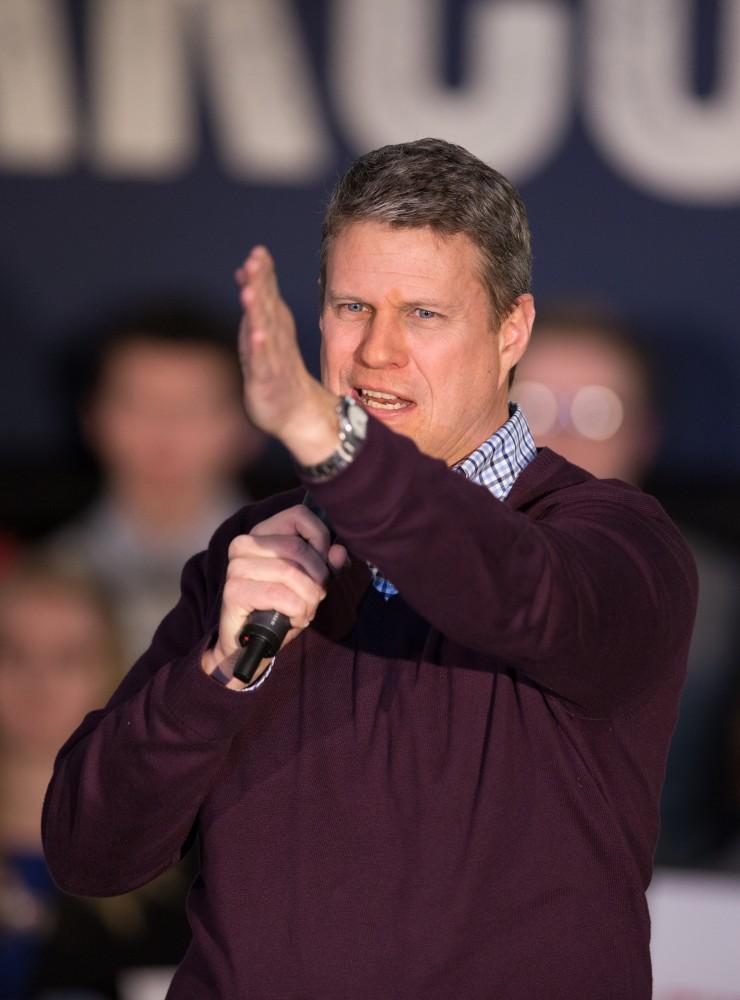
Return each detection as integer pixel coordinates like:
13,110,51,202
236,247,336,462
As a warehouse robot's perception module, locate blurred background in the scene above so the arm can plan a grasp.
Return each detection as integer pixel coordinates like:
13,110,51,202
1,1,739,997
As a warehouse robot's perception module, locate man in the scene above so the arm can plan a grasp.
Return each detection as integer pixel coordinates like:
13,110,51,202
47,304,264,663
510,307,659,484
42,140,697,999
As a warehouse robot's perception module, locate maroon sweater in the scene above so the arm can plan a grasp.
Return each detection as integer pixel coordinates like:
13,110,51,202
42,418,697,999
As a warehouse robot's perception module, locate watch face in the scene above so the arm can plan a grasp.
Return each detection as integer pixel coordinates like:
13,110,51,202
347,398,368,436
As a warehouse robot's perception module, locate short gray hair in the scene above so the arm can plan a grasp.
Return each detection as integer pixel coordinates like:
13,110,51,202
319,138,532,328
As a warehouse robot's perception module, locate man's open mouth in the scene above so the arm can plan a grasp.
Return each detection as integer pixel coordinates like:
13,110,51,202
356,387,413,411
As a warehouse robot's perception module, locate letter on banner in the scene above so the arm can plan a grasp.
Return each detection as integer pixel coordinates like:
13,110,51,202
0,0,76,171
90,0,330,180
330,0,571,183
584,0,740,204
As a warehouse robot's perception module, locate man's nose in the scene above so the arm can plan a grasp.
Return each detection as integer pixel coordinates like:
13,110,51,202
355,312,408,369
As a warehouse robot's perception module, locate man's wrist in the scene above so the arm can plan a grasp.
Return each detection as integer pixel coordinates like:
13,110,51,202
202,646,273,692
279,385,341,467
296,394,369,482
218,659,274,691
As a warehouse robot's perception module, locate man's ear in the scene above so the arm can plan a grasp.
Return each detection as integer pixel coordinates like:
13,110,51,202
497,294,535,390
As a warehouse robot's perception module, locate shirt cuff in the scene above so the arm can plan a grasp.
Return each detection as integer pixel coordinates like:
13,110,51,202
209,658,274,693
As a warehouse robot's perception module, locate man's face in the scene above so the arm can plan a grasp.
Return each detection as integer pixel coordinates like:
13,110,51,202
88,341,254,496
511,330,657,484
320,221,531,465
0,584,112,757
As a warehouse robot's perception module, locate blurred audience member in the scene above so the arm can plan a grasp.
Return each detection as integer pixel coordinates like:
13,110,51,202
0,562,191,999
511,309,657,484
0,562,116,996
512,306,740,868
47,305,263,663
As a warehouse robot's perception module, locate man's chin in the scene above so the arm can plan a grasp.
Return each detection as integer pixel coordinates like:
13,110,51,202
370,410,415,429
365,407,426,455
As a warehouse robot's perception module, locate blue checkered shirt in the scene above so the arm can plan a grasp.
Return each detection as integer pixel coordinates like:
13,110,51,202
370,403,537,599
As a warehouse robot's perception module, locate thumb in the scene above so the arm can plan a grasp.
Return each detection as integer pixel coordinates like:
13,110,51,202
327,543,350,574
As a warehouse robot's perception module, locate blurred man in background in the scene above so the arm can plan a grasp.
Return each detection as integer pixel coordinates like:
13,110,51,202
0,562,192,999
511,309,657,485
47,306,265,663
512,307,740,868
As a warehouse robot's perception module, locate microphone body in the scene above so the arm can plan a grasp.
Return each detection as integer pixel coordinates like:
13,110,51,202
232,494,330,685
233,610,290,684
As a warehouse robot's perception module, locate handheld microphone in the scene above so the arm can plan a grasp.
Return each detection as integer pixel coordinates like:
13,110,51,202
233,609,289,684
232,494,331,685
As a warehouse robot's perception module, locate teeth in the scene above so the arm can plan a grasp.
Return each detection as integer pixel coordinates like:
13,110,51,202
365,399,408,410
362,389,401,400
358,388,411,411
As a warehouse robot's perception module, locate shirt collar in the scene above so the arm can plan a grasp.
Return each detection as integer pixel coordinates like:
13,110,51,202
453,402,537,501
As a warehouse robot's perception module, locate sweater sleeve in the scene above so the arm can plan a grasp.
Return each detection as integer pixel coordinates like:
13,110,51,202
41,495,295,897
305,417,698,714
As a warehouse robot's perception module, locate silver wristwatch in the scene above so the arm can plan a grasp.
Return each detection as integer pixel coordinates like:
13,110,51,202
298,394,368,483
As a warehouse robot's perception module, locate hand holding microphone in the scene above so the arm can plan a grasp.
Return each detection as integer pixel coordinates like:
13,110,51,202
210,246,352,688
204,504,348,690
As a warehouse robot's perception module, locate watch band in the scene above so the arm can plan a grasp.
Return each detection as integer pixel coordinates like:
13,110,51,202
298,395,368,483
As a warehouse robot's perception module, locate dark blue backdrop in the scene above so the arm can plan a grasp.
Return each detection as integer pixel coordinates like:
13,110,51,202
2,0,739,479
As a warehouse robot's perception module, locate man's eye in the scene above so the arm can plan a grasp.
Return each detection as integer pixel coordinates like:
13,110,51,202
414,308,437,319
342,302,364,313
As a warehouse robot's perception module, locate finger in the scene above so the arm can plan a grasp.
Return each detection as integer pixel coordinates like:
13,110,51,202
249,506,331,559
224,578,316,631
226,555,327,606
235,247,265,290
247,255,294,369
242,247,280,334
237,246,280,313
327,544,350,574
229,511,328,558
239,293,289,387
229,525,331,582
233,537,330,585
241,324,273,385
245,245,278,296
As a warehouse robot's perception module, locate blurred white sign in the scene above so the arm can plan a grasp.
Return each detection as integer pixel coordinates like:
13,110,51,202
118,967,176,1000
2,0,740,202
649,869,740,1000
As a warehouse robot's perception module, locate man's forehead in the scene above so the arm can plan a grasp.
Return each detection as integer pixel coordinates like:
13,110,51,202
325,221,484,284
328,219,473,251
